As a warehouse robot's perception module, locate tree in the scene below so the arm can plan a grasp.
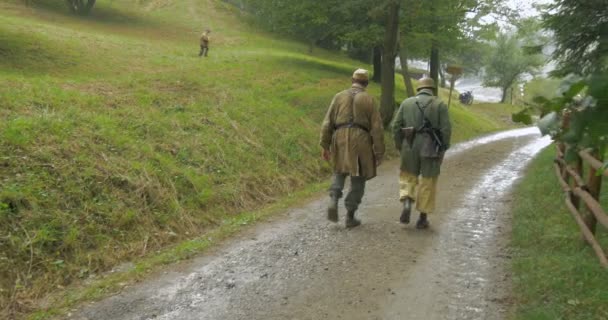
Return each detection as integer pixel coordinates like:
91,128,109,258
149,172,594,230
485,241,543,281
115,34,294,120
66,0,96,15
544,0,608,77
483,33,542,103
397,40,415,97
243,0,342,53
529,0,608,151
398,0,507,94
240,0,510,124
379,0,400,125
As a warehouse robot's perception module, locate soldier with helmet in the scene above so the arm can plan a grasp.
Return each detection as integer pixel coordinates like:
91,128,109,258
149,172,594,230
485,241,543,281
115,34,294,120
320,69,385,228
391,77,452,229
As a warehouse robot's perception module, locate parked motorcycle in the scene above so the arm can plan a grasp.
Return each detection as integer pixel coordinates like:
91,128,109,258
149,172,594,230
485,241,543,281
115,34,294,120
459,91,474,105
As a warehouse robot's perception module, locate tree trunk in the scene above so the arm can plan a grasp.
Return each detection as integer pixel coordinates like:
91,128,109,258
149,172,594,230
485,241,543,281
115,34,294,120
438,65,447,88
398,40,415,97
308,40,314,54
372,46,382,83
429,0,439,95
380,0,400,126
510,87,514,105
500,86,508,103
66,0,96,15
429,42,439,96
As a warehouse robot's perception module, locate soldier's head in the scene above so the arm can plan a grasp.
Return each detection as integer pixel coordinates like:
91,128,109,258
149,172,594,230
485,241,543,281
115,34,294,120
205,29,211,34
417,77,436,92
352,68,369,87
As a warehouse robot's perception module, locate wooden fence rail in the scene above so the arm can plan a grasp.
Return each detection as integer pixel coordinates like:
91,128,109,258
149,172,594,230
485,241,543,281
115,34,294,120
554,145,608,268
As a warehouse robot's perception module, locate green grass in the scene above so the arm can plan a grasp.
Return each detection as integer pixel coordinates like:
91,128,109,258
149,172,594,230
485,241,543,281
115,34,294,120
512,148,608,320
25,181,327,320
524,77,562,105
0,0,520,318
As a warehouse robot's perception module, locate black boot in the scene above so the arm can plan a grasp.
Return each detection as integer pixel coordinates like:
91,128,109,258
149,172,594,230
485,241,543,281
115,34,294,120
345,210,361,228
327,196,339,222
416,213,429,229
400,197,412,224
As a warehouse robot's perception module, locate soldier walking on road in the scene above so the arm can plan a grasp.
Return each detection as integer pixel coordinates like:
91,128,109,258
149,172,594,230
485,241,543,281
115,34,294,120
320,69,385,228
391,78,452,229
199,29,211,57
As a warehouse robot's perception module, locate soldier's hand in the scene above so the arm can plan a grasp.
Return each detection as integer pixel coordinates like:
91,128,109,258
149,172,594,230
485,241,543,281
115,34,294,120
322,149,331,162
375,155,383,167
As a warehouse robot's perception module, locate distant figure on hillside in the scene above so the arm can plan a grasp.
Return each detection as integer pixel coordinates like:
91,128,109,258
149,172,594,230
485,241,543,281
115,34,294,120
199,29,211,57
319,69,385,228
391,78,452,229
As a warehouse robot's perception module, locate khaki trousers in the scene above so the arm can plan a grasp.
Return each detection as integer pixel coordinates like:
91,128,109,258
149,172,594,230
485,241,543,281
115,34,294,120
399,171,438,214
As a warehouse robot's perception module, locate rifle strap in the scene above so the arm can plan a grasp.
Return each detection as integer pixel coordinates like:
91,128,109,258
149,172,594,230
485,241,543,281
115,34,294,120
415,97,435,129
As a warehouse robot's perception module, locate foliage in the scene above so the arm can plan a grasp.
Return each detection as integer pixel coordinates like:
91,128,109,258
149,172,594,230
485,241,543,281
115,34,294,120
518,0,608,158
532,75,608,157
241,0,343,51
543,0,608,77
483,32,544,103
523,77,561,105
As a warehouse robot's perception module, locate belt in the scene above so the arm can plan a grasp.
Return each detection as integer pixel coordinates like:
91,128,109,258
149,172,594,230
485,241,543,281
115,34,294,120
334,122,370,133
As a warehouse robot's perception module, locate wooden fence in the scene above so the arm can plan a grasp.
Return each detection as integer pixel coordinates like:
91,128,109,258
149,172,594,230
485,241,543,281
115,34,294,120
554,144,608,268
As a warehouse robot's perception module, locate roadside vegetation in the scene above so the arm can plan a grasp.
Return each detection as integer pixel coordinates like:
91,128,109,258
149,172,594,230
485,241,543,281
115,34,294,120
0,0,520,318
512,148,608,319
510,0,608,317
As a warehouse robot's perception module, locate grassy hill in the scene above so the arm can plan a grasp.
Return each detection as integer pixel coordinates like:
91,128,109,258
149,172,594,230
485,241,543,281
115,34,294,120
0,0,518,317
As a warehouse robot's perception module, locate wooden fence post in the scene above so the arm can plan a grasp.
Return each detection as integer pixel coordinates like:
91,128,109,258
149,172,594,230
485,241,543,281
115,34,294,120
584,151,604,234
572,156,583,209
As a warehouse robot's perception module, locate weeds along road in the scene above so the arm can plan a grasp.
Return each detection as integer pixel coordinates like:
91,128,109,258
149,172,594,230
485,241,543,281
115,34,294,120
68,128,551,320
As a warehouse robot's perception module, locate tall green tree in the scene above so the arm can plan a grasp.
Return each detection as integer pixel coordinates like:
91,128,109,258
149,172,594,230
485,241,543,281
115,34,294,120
398,0,506,92
483,33,543,103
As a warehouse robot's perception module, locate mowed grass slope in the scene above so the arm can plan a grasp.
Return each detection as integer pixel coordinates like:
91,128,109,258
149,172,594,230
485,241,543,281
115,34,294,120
0,0,517,317
512,148,608,319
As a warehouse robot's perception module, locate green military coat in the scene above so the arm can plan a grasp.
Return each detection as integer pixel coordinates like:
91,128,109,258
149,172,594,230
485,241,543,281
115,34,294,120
320,84,385,180
391,89,452,177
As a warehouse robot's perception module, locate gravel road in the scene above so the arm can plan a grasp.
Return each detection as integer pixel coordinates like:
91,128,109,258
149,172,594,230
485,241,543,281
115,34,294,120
68,128,551,320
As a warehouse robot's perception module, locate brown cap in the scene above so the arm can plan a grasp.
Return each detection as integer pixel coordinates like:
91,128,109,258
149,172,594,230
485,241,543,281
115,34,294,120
352,69,369,81
417,77,436,90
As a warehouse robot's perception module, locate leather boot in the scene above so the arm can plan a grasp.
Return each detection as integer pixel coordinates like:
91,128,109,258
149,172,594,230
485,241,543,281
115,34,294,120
327,196,339,222
400,197,412,224
345,210,361,228
416,213,429,229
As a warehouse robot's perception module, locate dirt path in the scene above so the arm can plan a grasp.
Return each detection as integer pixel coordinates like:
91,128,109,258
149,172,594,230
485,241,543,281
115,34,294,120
68,128,550,320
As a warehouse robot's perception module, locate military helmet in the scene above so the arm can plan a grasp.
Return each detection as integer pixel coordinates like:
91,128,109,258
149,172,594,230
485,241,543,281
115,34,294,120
417,77,436,91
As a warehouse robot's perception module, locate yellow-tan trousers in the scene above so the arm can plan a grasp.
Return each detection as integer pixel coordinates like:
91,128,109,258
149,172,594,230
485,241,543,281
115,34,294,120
399,170,438,214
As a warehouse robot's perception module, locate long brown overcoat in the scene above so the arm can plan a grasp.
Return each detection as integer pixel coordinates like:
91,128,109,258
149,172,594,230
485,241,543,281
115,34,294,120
320,84,385,180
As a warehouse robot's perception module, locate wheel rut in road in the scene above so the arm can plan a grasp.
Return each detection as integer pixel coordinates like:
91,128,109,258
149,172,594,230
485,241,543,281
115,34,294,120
69,128,550,320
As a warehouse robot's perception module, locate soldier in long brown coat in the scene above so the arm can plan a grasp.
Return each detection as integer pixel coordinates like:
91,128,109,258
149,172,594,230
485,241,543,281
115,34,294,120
320,69,385,228
199,29,211,57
